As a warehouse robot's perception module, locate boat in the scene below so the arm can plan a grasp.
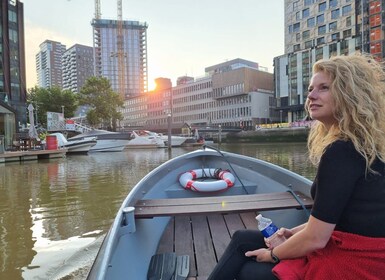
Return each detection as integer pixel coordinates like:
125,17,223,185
87,146,313,280
159,133,187,147
68,129,132,152
125,130,165,149
49,132,97,154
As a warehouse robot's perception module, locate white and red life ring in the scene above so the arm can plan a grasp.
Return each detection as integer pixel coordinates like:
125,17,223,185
179,168,235,192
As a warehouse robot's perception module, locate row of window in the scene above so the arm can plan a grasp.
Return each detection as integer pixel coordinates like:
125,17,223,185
290,5,351,34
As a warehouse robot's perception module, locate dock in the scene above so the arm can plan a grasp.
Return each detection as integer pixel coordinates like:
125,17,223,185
0,149,67,163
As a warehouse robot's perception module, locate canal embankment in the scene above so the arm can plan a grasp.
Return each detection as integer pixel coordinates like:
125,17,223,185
224,127,309,143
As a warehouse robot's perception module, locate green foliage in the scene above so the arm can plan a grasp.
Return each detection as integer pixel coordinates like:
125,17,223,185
27,86,79,127
78,77,124,131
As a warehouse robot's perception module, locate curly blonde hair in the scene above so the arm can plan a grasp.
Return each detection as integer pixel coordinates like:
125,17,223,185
306,53,385,173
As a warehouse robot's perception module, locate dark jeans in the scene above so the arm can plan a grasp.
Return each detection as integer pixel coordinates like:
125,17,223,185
208,229,278,280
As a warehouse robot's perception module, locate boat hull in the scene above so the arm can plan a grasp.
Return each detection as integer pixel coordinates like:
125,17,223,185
88,147,312,280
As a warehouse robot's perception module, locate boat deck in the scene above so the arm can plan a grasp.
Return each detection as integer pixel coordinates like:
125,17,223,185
156,211,259,280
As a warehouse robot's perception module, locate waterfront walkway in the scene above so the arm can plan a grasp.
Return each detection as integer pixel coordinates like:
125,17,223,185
0,149,66,163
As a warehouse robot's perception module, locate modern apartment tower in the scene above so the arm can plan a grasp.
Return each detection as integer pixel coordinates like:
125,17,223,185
35,40,66,89
62,44,94,93
274,0,382,123
92,18,148,99
0,0,27,139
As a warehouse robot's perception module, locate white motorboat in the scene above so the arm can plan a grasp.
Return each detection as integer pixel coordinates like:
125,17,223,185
68,130,132,152
49,132,97,154
159,133,187,147
125,130,165,148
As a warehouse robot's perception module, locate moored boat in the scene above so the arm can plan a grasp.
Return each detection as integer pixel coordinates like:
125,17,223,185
88,146,313,280
125,130,165,149
49,132,97,154
68,129,132,152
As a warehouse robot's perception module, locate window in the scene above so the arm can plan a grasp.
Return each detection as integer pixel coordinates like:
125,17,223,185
305,40,313,48
296,33,301,42
293,22,300,32
303,30,310,40
304,0,314,6
302,8,310,18
318,25,326,35
370,14,381,27
296,11,301,20
331,9,339,19
370,42,382,54
369,1,381,15
317,37,325,45
329,21,337,32
294,44,301,51
342,5,351,16
343,29,352,38
346,16,352,27
319,2,326,12
331,32,340,41
329,0,338,8
307,17,315,28
370,27,381,41
317,14,324,25
316,47,323,60
329,43,337,56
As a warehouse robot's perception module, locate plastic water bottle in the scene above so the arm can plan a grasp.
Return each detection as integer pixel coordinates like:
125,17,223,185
256,214,286,248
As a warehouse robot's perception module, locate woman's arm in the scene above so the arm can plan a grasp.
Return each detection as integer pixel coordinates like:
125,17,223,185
246,215,335,262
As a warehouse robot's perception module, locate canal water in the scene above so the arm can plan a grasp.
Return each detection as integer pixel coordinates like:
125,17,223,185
0,143,316,280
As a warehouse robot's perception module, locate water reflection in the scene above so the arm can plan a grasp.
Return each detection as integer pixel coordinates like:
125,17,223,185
0,144,315,279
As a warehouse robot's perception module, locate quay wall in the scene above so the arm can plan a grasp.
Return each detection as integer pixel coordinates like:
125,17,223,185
224,127,309,143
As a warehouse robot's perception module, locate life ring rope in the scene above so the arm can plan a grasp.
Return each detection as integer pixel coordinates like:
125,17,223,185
179,168,235,192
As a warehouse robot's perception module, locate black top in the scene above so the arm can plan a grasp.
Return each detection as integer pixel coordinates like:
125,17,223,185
310,140,385,237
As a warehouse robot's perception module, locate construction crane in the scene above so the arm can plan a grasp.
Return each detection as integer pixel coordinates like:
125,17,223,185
95,0,101,19
117,0,126,100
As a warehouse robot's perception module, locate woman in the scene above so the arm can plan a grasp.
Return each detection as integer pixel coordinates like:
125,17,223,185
208,54,385,280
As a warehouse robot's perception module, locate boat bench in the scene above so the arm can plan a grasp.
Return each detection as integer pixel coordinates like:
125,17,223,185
134,191,313,218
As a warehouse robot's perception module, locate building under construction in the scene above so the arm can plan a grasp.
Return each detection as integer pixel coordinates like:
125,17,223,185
92,1,148,99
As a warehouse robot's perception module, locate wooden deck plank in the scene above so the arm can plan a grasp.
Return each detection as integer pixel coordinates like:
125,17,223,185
223,214,246,237
175,216,197,277
135,192,313,218
207,215,231,261
191,215,217,278
240,212,259,229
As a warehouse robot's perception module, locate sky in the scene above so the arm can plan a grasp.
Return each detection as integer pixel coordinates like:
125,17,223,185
22,0,285,90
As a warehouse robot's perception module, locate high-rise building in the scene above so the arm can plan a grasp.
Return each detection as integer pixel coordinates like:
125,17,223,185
274,0,379,123
0,0,27,142
92,19,148,99
35,40,66,89
62,44,94,93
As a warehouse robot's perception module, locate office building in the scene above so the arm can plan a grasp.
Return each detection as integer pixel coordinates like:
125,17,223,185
121,59,274,132
274,0,378,122
92,19,148,99
36,40,66,89
62,44,94,93
0,0,27,147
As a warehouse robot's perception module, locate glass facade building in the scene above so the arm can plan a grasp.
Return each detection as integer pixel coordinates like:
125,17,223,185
0,0,27,147
92,19,148,99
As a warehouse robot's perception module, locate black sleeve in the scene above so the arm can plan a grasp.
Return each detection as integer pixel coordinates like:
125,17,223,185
310,141,365,224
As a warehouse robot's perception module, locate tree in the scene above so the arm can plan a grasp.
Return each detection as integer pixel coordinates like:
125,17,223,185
79,77,124,131
27,86,78,128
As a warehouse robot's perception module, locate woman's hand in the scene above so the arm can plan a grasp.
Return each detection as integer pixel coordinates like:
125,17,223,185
264,227,294,248
245,248,273,263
